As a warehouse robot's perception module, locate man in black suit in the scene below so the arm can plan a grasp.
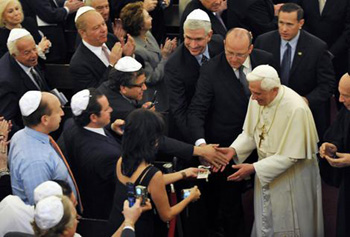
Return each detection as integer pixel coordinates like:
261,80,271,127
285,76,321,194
20,0,84,62
58,88,122,219
226,0,280,39
70,7,134,92
254,3,336,139
296,0,350,107
98,56,230,167
165,9,224,143
179,0,227,41
187,28,274,237
0,29,50,134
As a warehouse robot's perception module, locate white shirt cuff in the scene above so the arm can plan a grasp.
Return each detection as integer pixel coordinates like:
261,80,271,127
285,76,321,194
195,138,206,147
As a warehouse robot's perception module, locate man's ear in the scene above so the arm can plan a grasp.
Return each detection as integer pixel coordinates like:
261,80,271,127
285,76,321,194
90,113,98,123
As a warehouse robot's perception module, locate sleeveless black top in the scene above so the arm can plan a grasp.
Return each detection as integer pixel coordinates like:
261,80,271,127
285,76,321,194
106,165,159,237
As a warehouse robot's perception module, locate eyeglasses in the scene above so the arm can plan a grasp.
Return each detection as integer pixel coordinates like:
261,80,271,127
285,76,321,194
225,49,250,59
127,80,146,88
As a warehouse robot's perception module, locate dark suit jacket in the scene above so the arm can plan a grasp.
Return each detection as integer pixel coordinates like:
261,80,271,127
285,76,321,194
70,43,114,92
188,49,274,147
58,118,122,219
98,82,194,161
0,53,49,134
227,0,276,39
165,34,224,142
20,0,68,62
254,30,336,138
179,0,227,41
297,0,350,78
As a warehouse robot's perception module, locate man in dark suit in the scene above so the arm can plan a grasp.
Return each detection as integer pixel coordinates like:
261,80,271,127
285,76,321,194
179,0,227,41
165,9,224,143
70,7,134,92
254,3,336,139
0,29,50,134
187,28,274,237
98,56,230,167
227,0,280,39
19,0,84,62
296,0,350,107
58,88,122,219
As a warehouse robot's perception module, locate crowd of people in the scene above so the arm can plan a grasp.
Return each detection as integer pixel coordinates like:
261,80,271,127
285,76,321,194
0,0,350,236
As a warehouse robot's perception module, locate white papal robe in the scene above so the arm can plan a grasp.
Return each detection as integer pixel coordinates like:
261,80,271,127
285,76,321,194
231,86,323,237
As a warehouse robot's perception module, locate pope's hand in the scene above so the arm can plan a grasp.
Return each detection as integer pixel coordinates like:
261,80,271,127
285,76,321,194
227,164,255,181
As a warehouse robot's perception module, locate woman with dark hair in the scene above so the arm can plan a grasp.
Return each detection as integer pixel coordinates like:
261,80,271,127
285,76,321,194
120,2,177,112
107,109,201,236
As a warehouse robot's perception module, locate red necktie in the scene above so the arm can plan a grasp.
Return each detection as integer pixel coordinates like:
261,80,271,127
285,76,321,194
49,136,83,213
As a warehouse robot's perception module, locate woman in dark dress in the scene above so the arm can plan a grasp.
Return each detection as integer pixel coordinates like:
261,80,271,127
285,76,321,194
107,109,201,236
0,0,50,58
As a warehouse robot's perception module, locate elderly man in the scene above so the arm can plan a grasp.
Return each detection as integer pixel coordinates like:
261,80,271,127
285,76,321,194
218,65,323,236
58,88,122,219
179,0,227,40
254,3,336,139
319,73,350,236
70,6,135,92
8,91,80,209
0,29,50,135
165,9,224,143
187,28,274,236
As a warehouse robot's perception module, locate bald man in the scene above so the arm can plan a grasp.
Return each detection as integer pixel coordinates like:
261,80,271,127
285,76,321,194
319,73,350,236
187,28,274,236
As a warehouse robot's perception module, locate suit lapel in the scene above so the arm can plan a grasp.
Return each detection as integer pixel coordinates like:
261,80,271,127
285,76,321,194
290,31,307,77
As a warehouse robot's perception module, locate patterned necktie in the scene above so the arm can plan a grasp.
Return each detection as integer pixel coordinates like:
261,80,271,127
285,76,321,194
30,68,43,90
280,43,291,86
102,45,110,63
319,0,326,14
201,54,208,66
215,12,227,31
239,66,251,97
49,136,83,213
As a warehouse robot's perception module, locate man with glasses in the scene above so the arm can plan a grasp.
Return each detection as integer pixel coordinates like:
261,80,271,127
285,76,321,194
165,9,224,143
187,27,274,237
254,3,335,140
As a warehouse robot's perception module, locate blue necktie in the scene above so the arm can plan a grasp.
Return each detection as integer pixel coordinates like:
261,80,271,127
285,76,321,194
280,43,291,85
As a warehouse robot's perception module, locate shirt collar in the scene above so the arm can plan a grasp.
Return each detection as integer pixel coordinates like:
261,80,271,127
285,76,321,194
195,45,209,63
233,56,251,72
83,127,106,136
24,126,50,144
281,30,300,49
16,60,31,74
82,40,106,56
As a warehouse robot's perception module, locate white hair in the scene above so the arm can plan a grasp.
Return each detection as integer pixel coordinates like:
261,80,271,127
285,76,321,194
183,19,212,35
7,34,34,55
246,65,281,91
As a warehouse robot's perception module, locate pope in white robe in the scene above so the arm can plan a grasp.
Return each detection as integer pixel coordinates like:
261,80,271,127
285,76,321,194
219,65,324,237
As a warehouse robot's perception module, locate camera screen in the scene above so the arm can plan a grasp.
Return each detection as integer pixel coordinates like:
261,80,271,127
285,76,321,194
183,190,190,199
136,187,142,196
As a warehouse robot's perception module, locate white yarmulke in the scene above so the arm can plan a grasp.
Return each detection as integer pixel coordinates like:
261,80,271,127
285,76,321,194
115,56,142,72
247,65,279,81
34,181,63,204
35,196,64,230
75,6,95,22
7,28,31,43
19,91,42,116
185,9,210,22
71,89,90,116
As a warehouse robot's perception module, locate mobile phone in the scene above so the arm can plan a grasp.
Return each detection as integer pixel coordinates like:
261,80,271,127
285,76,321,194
151,90,158,103
135,185,148,206
126,182,135,207
181,188,191,199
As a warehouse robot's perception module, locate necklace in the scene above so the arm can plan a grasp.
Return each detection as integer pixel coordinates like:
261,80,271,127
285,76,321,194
256,87,285,148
